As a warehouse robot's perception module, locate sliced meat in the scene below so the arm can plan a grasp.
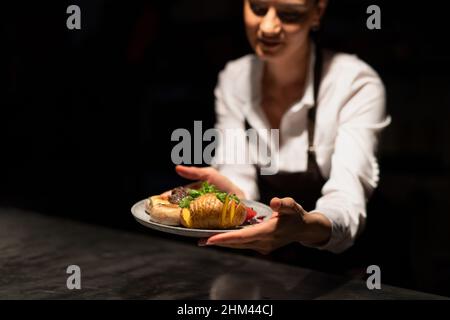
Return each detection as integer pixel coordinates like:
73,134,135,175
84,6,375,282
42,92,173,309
168,187,189,204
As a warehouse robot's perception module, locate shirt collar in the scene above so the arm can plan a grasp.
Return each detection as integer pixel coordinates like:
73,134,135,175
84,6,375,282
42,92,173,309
241,41,317,122
290,41,316,112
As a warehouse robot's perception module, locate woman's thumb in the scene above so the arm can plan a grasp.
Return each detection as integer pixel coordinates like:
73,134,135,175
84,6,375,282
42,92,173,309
270,197,304,216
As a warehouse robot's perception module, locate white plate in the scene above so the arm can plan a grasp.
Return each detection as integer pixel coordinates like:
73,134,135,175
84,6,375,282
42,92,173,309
131,199,272,238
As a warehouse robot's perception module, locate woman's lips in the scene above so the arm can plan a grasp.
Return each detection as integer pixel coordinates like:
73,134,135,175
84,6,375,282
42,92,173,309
258,38,283,49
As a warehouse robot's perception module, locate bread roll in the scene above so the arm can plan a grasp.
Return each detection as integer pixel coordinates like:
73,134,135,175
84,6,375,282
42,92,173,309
145,195,182,226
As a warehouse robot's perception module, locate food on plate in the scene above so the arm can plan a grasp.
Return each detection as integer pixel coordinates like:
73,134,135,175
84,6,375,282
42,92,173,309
145,182,252,229
180,192,246,229
146,195,182,226
245,207,257,221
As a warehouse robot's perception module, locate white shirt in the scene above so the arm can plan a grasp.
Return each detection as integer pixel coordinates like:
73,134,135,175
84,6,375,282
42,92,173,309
211,47,391,254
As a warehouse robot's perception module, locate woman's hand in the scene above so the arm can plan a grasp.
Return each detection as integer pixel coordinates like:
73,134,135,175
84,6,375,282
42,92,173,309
199,197,332,255
170,165,246,199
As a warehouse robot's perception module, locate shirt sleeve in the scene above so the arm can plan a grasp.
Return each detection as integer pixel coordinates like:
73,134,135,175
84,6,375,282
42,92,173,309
302,64,391,254
210,65,260,201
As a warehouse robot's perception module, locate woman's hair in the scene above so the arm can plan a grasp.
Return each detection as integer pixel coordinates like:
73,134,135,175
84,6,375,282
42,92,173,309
310,0,325,45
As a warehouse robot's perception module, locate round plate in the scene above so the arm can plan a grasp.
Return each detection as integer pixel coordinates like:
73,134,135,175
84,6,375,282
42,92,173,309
131,199,272,238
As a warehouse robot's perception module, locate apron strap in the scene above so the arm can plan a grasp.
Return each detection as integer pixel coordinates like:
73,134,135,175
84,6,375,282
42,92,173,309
307,43,323,158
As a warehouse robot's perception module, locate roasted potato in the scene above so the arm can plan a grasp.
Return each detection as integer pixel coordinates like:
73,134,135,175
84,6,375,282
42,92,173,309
180,193,246,229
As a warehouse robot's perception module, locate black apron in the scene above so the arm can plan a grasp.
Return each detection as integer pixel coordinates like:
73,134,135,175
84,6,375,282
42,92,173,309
244,46,349,274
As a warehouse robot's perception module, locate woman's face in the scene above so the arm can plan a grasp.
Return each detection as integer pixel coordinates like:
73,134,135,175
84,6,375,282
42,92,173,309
244,0,326,61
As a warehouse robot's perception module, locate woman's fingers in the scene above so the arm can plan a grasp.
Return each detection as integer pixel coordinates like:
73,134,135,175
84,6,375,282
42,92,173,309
199,237,270,254
205,221,271,245
270,197,282,211
199,237,256,247
270,197,305,217
210,242,268,253
175,165,244,197
270,212,280,219
175,165,208,180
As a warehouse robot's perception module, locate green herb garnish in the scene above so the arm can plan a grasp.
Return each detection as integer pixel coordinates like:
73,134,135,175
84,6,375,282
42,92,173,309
179,196,193,208
216,192,227,203
189,189,202,198
178,182,240,208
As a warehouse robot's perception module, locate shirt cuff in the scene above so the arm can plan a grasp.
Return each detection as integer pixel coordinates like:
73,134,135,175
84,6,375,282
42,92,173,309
299,207,354,254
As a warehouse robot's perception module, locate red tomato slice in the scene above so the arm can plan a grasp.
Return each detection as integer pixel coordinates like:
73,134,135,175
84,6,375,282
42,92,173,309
245,207,257,221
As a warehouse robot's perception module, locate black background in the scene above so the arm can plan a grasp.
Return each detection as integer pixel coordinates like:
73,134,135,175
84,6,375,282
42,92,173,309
1,1,450,296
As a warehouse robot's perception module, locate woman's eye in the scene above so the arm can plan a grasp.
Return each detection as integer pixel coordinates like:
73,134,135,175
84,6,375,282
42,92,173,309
277,11,307,24
250,2,269,17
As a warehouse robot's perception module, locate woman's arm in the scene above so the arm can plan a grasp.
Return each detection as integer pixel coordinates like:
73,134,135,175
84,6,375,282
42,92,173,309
304,65,391,253
203,63,390,254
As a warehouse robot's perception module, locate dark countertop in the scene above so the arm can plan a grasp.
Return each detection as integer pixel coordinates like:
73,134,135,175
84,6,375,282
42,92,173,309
0,207,446,300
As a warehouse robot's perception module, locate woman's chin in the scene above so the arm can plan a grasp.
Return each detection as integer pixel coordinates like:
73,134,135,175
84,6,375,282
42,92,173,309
255,44,285,61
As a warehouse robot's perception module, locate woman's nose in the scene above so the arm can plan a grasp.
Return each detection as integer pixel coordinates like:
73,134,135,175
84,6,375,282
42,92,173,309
259,7,281,36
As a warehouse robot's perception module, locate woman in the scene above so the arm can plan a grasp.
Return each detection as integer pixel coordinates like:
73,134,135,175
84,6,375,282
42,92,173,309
175,0,390,258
